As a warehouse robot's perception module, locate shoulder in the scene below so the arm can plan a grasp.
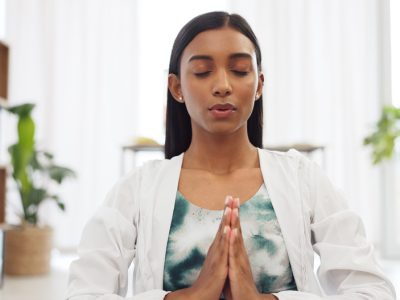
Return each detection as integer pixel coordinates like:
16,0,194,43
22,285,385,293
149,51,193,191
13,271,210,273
108,154,183,198
258,147,329,209
258,147,311,171
99,155,181,219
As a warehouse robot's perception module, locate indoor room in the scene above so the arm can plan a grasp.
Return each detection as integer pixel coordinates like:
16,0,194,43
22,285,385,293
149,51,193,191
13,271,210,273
0,0,399,299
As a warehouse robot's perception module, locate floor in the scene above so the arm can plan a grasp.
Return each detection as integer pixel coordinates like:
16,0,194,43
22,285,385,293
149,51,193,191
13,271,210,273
0,251,76,300
0,252,399,300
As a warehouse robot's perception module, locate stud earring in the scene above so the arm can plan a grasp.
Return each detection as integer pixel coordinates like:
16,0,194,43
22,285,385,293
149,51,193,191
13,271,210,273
178,96,183,101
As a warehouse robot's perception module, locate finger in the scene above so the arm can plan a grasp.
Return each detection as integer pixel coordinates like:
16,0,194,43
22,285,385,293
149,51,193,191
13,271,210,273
215,195,234,246
222,225,231,256
215,223,230,267
230,217,247,258
229,227,251,282
218,196,232,233
225,195,233,208
232,197,240,209
223,207,232,228
228,227,239,280
231,198,241,231
229,228,238,254
215,207,231,247
231,206,238,229
219,207,231,242
232,225,253,276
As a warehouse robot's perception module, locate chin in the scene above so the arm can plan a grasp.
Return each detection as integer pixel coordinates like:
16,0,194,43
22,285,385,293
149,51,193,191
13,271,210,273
205,124,244,136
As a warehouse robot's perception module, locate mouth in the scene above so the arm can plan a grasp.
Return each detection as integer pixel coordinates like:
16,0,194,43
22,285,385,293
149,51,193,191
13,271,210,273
208,103,237,112
208,103,237,119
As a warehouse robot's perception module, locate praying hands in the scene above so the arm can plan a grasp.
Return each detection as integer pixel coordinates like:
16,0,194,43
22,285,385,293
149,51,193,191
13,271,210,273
165,196,277,300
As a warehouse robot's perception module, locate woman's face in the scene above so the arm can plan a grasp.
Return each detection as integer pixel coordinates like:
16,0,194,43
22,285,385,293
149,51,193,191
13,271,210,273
169,26,264,137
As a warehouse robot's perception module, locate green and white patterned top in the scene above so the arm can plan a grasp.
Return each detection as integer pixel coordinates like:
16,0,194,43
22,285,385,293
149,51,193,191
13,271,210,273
163,183,297,295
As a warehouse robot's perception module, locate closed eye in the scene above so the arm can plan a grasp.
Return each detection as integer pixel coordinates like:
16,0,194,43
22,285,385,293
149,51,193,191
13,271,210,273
194,71,211,78
232,70,249,77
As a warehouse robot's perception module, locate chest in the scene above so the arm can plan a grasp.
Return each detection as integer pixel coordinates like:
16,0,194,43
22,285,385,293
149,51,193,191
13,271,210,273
163,186,298,294
177,168,264,210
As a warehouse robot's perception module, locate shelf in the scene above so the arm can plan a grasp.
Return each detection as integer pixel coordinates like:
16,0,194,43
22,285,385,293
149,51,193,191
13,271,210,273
121,143,324,154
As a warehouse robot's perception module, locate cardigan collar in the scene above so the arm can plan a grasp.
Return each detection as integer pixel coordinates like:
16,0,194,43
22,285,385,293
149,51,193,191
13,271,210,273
149,149,305,291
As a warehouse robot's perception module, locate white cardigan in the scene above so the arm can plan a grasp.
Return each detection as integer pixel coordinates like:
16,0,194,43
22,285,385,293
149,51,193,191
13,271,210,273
66,149,396,300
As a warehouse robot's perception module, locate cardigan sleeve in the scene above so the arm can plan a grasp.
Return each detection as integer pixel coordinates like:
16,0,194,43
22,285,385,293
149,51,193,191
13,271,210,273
273,151,396,300
65,167,170,300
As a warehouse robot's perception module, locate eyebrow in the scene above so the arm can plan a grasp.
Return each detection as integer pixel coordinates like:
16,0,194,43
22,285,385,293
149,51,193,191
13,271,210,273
188,52,252,62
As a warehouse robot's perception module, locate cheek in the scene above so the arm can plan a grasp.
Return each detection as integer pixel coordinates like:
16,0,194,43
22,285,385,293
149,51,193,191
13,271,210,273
236,77,258,99
179,78,205,115
180,75,204,98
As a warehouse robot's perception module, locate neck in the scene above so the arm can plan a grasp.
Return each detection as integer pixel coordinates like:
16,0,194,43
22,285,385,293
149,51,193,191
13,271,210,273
182,128,260,174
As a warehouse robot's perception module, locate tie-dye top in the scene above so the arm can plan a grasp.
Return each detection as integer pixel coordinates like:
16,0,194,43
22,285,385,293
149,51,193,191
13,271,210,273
163,183,297,295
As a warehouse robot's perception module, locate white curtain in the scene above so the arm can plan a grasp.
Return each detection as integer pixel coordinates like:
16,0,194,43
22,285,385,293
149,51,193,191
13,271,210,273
4,0,140,249
229,0,386,245
3,0,387,250
383,0,400,257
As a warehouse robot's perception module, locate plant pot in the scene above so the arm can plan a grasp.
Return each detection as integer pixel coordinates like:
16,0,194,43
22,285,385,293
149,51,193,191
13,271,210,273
4,225,52,276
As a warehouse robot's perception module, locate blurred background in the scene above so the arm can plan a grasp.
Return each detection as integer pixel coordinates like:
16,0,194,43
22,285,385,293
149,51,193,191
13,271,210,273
0,0,399,299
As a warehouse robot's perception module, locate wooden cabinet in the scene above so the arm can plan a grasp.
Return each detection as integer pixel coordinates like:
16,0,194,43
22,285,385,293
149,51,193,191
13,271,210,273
0,40,9,223
0,41,8,100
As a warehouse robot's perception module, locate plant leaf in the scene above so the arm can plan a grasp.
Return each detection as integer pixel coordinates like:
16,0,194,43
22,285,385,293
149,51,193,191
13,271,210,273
48,165,76,184
57,202,65,211
364,105,400,164
28,188,47,206
6,103,35,117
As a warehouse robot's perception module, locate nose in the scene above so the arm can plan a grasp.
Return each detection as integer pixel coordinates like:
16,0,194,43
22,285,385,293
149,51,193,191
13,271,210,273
212,70,232,97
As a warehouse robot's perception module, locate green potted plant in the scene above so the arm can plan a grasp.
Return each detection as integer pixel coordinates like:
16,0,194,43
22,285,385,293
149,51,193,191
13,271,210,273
364,105,400,164
1,102,76,275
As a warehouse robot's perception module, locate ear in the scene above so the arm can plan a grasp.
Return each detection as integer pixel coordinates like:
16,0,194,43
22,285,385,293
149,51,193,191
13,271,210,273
168,74,184,103
255,72,264,101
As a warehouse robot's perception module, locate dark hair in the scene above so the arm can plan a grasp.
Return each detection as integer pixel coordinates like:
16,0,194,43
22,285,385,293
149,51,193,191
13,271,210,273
165,11,263,159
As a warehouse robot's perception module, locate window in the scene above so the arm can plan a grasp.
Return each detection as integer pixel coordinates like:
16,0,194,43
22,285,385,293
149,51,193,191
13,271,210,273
0,0,5,40
391,0,399,107
382,0,400,258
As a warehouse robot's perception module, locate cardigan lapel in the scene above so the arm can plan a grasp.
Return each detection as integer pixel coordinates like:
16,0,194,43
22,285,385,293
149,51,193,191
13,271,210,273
148,153,184,289
258,148,305,290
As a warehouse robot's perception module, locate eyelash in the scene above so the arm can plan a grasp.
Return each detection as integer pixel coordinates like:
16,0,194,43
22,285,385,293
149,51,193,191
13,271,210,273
194,70,249,78
194,71,211,78
232,70,249,77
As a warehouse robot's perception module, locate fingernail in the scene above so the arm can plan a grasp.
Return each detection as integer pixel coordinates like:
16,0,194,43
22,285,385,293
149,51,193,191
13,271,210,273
235,197,240,207
224,207,231,216
225,195,232,206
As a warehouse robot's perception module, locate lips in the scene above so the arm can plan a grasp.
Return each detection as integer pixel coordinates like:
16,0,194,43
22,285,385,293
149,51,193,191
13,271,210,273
208,103,237,111
208,103,237,119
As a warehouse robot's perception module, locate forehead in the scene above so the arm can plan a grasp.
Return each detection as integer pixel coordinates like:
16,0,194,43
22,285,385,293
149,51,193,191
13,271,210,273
181,27,256,62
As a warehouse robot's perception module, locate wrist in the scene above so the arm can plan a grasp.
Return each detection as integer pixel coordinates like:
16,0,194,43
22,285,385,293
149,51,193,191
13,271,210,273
164,287,195,300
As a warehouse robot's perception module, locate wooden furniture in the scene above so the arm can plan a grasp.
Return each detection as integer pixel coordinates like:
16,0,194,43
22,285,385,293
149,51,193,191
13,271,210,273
0,41,9,224
0,41,8,100
0,40,8,223
0,41,9,287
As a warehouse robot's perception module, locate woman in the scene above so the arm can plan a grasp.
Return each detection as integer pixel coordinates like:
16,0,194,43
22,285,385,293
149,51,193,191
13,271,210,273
66,12,396,300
